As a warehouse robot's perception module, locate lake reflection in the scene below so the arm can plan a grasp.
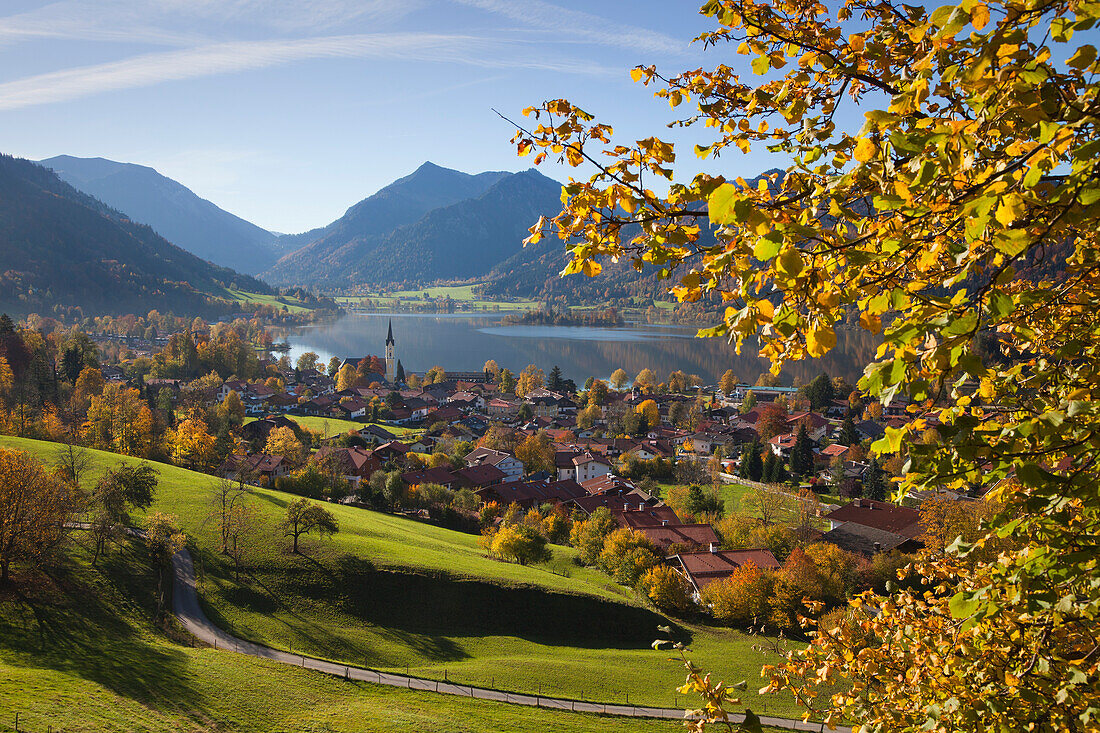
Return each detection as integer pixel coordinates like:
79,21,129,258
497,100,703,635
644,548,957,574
277,313,877,386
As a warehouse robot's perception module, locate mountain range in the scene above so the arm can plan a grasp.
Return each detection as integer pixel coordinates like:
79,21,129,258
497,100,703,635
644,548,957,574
41,155,286,275
0,154,270,317
262,162,563,288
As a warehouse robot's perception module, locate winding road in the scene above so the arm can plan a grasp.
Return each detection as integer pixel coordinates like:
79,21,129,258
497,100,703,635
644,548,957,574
171,547,847,732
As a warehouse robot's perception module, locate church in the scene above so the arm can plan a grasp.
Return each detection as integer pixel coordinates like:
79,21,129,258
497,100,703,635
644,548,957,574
385,319,396,383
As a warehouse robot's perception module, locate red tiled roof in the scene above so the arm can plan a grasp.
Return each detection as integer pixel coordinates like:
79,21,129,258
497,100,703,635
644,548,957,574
675,548,780,589
825,498,922,538
635,524,720,553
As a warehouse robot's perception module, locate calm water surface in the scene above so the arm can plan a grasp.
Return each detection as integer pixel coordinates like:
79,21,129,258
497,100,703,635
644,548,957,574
278,313,876,385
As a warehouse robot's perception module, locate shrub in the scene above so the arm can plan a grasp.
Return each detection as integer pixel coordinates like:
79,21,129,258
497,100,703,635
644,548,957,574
488,524,551,565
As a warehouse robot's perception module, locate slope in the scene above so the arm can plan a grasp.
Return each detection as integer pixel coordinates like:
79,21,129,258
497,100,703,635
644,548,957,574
265,161,509,286
0,536,677,733
42,155,280,275
0,435,814,718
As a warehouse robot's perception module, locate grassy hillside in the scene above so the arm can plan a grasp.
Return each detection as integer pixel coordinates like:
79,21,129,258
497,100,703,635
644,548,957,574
0,436,819,719
0,539,682,733
244,415,421,439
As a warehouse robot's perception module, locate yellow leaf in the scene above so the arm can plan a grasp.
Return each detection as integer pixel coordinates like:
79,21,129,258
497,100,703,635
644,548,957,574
995,193,1025,226
566,147,584,167
581,260,602,277
776,247,804,278
854,137,877,162
517,140,532,157
630,67,644,82
756,299,774,319
860,311,882,333
970,3,990,30
807,323,837,357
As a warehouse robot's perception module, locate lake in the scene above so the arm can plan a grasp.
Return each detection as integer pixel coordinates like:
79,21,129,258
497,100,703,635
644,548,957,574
276,313,877,386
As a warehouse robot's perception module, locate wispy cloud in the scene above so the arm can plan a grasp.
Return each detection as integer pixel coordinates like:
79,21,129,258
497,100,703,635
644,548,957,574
0,0,419,46
0,32,614,110
451,0,689,57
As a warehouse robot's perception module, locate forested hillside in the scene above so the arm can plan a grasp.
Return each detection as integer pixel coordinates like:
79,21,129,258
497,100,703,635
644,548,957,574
0,154,271,317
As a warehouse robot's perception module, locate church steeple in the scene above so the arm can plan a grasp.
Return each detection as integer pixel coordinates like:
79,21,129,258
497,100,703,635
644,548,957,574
384,320,396,382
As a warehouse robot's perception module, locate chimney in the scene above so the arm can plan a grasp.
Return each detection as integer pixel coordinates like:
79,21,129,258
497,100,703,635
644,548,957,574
709,543,719,553
661,520,669,526
873,541,882,552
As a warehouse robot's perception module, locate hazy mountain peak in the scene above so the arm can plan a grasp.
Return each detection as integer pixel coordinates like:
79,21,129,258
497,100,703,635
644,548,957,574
41,154,279,275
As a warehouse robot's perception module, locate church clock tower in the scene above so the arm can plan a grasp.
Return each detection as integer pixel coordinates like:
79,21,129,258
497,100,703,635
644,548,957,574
385,320,396,383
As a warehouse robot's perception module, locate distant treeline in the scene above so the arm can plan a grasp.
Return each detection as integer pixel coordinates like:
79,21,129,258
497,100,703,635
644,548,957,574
501,306,624,327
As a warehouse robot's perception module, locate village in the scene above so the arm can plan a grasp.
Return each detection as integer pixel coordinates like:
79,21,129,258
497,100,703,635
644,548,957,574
95,320,982,622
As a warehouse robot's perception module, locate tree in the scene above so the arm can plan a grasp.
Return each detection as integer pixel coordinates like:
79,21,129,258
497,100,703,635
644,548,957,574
87,462,159,565
483,359,500,378
586,379,609,406
569,507,615,565
668,370,688,394
218,389,246,428
223,499,261,581
635,399,660,430
296,352,320,372
395,360,405,383
265,425,305,466
168,414,218,471
547,365,564,391
515,364,545,397
424,365,446,385
739,390,756,413
608,368,628,390
863,457,888,502
85,383,155,457
515,431,555,475
486,524,551,565
335,364,357,392
755,403,788,442
838,417,859,447
517,0,1100,724
0,449,75,584
281,498,338,554
327,356,341,377
633,368,656,393
497,368,516,394
70,365,105,416
737,438,764,482
789,424,814,478
803,373,835,410
597,528,660,586
639,565,694,613
144,511,186,618
719,369,737,396
745,483,789,527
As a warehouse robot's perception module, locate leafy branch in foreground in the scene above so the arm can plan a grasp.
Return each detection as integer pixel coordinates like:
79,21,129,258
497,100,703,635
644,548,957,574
654,628,763,733
517,0,1100,729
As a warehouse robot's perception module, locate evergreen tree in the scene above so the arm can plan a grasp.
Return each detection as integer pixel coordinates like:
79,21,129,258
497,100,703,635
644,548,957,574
738,438,764,481
803,372,835,409
547,365,563,391
762,450,778,483
864,457,888,501
790,424,815,478
395,360,405,384
838,416,859,446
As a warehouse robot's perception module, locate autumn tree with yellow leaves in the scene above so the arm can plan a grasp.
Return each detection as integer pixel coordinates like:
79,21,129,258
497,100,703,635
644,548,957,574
513,0,1100,729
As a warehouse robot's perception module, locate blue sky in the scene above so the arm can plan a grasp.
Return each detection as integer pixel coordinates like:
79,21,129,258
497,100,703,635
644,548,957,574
0,1,797,233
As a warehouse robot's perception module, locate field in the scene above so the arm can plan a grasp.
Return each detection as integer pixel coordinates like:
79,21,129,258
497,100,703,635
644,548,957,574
336,285,541,311
222,287,312,314
0,436,821,720
245,414,421,439
0,539,685,733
